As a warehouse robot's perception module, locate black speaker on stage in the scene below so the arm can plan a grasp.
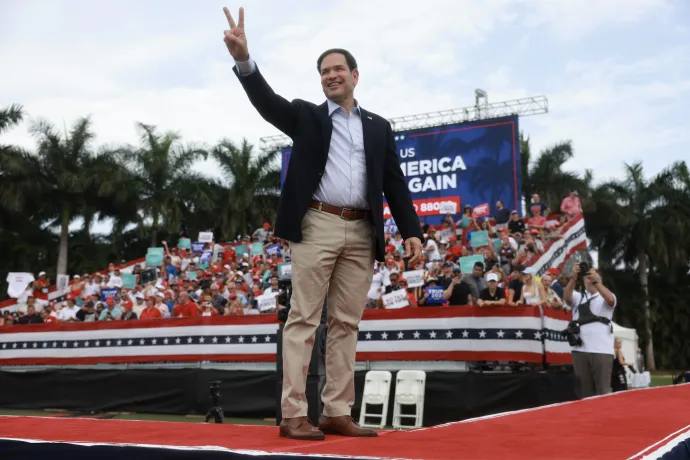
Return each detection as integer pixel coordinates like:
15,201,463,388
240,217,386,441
275,302,327,427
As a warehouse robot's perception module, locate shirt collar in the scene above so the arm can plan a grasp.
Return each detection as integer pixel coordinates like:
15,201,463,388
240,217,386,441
327,98,361,116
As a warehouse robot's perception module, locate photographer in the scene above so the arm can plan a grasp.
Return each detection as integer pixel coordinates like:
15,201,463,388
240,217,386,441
564,263,617,398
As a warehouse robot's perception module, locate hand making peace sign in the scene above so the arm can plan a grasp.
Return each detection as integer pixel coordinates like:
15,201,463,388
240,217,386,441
223,7,249,61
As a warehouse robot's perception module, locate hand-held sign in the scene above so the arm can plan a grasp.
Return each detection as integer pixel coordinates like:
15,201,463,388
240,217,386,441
223,7,249,61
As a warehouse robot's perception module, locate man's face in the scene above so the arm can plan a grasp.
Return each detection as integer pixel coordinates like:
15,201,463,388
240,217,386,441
472,266,483,278
320,53,358,102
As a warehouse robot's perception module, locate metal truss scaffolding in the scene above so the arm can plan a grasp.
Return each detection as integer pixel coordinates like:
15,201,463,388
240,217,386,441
259,94,548,153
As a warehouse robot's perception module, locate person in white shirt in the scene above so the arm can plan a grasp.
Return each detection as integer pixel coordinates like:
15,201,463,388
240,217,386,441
564,263,617,398
57,298,80,322
83,275,100,297
108,269,123,288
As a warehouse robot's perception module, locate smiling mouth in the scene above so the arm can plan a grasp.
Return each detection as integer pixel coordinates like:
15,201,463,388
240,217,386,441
327,82,341,89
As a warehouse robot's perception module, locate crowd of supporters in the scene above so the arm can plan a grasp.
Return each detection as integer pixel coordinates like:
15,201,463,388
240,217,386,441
1,193,582,326
369,192,581,309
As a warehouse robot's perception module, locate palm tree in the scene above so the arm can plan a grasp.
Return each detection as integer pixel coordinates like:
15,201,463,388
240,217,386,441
521,136,593,212
0,104,23,136
19,117,125,276
114,122,211,247
212,138,280,240
586,161,690,371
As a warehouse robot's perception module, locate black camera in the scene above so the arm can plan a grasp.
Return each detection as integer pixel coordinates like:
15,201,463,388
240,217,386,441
204,380,224,423
575,262,590,291
563,321,583,347
578,262,590,277
277,279,292,323
209,380,221,398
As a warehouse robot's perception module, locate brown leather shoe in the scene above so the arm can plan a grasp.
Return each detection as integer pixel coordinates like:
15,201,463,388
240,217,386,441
318,415,378,437
279,416,325,440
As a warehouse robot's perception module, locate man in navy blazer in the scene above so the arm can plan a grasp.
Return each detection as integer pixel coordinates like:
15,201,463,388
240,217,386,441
223,7,423,441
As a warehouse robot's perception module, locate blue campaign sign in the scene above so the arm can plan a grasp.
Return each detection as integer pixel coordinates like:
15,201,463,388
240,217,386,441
425,286,446,305
101,288,119,302
280,115,521,226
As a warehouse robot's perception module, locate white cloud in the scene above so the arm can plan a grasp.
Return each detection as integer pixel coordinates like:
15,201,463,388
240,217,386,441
0,0,687,196
521,0,674,40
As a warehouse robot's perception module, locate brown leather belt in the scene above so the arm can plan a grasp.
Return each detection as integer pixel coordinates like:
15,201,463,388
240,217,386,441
310,200,370,220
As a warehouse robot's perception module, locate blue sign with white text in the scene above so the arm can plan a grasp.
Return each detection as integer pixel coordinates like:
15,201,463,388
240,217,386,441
280,115,522,225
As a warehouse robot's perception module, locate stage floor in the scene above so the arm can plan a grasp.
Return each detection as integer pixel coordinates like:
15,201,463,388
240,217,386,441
0,384,689,459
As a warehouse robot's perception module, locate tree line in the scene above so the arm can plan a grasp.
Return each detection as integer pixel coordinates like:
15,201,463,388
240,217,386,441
1,104,689,370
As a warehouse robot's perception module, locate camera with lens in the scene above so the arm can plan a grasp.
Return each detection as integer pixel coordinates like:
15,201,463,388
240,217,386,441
578,262,590,278
563,321,583,347
276,279,292,323
209,380,221,399
575,261,590,291
204,380,224,424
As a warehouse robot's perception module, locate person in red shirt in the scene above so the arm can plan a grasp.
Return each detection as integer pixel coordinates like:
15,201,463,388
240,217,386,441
172,291,199,317
41,309,57,324
200,296,219,317
140,298,163,320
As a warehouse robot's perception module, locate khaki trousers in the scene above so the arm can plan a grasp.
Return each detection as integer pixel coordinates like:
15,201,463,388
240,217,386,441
281,208,375,418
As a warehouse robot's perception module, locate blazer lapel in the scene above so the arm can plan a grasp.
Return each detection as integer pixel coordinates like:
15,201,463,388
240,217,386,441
318,102,332,158
360,108,375,173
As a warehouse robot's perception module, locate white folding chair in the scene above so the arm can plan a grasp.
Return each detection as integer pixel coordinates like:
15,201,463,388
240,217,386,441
392,370,426,429
358,371,393,429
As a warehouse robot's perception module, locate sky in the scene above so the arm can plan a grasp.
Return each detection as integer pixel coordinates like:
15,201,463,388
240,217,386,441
1,0,689,236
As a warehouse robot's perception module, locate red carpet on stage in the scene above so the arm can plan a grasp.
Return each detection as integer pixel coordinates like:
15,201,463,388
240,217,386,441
1,384,688,459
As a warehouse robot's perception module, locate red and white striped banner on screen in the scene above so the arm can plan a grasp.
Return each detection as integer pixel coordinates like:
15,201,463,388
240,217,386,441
0,306,547,365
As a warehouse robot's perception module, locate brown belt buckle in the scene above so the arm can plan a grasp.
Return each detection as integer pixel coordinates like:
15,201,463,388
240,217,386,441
340,208,349,219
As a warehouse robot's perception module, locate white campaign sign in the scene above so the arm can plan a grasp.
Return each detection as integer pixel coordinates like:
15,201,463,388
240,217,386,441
256,294,278,312
402,270,424,288
5,273,35,299
56,274,69,293
198,232,214,243
382,289,409,309
279,263,292,279
439,201,457,214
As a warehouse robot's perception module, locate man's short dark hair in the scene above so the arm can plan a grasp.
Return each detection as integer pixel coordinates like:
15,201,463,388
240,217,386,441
474,262,484,270
316,48,358,73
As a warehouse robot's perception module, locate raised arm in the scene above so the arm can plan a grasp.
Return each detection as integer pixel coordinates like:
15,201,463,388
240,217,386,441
222,7,298,137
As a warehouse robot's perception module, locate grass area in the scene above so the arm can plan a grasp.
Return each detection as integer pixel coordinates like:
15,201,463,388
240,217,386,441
650,371,676,387
0,408,274,425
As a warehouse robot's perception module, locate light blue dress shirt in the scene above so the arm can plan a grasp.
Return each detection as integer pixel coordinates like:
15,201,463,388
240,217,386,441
235,57,369,210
